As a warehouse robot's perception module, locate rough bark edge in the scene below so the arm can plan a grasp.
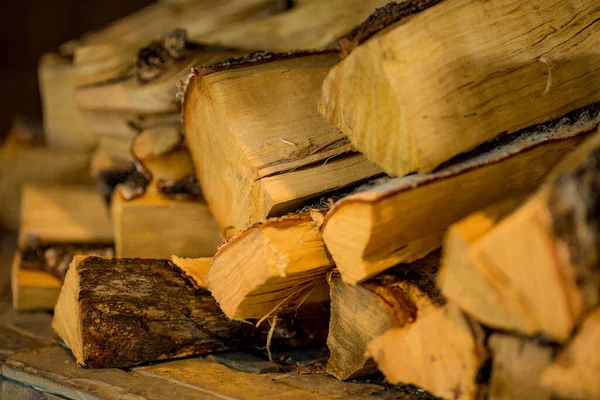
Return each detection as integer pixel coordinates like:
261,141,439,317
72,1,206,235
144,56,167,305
339,0,444,59
324,102,600,224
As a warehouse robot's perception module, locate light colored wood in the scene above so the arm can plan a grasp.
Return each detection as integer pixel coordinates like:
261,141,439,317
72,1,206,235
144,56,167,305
170,256,211,289
0,128,92,230
319,0,600,176
198,0,389,52
38,53,95,151
206,211,331,321
97,134,134,163
541,308,600,400
11,252,61,311
70,0,283,86
183,51,382,234
326,254,441,380
19,184,113,245
488,334,552,400
111,191,221,259
322,106,598,284
75,50,240,115
439,129,600,342
367,303,487,400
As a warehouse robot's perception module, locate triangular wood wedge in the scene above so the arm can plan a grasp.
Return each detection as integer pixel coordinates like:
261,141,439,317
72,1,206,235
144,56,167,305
439,127,600,342
52,256,254,368
206,210,331,321
367,303,487,400
540,307,600,399
319,0,600,176
326,252,442,380
183,50,382,236
323,104,600,284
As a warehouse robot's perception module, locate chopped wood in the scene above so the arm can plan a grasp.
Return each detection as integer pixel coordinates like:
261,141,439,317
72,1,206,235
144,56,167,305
439,128,600,341
319,0,600,176
540,307,600,399
52,256,256,368
322,104,600,284
367,303,487,400
206,211,331,321
11,251,61,312
183,50,382,234
326,253,442,380
170,256,211,289
488,334,552,400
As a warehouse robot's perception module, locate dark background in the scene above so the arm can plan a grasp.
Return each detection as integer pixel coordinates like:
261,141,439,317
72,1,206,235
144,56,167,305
0,0,153,140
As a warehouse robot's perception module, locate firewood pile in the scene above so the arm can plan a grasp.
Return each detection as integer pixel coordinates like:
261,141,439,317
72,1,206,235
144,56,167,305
2,0,599,399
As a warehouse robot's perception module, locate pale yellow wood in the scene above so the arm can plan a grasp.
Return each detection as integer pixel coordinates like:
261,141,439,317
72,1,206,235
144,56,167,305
11,252,61,311
111,191,221,259
0,132,92,230
322,112,597,284
326,254,440,381
367,303,486,400
38,53,95,151
184,52,381,234
97,135,133,163
488,334,552,400
170,256,211,289
320,0,600,176
439,130,600,342
199,0,389,52
541,308,600,400
71,0,282,86
206,211,332,321
19,184,113,245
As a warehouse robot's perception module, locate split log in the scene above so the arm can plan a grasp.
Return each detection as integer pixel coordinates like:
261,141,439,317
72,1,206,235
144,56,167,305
319,0,600,176
38,53,96,151
366,303,488,400
488,334,552,400
199,0,389,52
326,253,442,380
322,104,600,284
52,256,255,368
206,210,331,321
541,308,600,399
170,256,211,289
439,128,600,342
12,184,114,310
0,122,91,229
183,51,382,235
69,0,284,86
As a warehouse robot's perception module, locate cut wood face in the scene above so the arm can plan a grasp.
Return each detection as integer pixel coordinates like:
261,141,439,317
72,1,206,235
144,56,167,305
440,129,600,342
367,303,487,400
184,51,381,234
11,251,61,312
319,0,600,176
323,104,600,284
206,211,332,321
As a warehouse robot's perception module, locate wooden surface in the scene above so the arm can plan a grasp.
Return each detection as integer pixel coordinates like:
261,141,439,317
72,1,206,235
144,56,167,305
319,0,600,176
322,104,598,284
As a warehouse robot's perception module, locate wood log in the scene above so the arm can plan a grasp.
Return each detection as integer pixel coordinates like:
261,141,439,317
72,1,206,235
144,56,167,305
319,0,600,176
183,51,382,235
326,253,442,380
439,128,600,342
322,103,600,284
38,53,96,151
488,334,552,400
69,0,284,86
206,210,331,321
366,303,487,400
540,307,600,399
170,256,211,289
0,122,92,229
52,256,255,368
12,184,113,311
198,0,389,52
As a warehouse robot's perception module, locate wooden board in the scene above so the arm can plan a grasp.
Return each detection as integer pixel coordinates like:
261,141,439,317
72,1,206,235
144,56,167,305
319,0,600,176
322,104,599,284
183,51,381,234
